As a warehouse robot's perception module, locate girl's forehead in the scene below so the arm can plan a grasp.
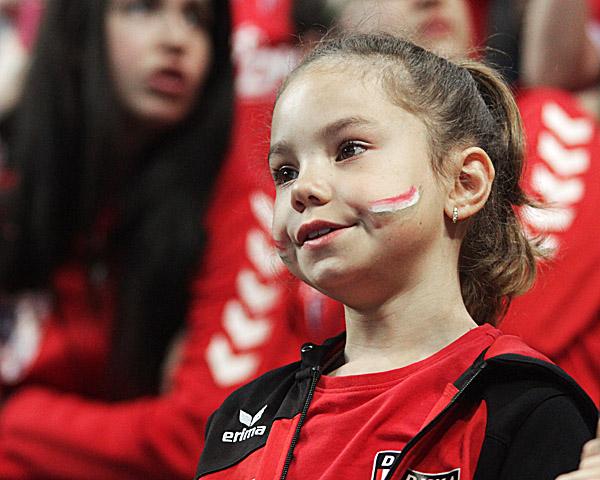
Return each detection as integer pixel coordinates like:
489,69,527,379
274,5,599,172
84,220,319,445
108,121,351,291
282,54,414,103
291,56,377,83
275,65,378,121
271,63,429,149
275,58,414,128
280,59,383,104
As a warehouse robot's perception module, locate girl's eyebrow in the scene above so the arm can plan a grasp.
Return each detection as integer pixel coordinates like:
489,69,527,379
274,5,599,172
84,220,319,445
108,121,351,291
268,142,293,163
320,115,377,139
268,115,377,162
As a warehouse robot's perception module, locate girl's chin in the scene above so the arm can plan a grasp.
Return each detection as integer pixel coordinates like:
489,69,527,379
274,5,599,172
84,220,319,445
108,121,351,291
298,271,363,306
128,98,193,130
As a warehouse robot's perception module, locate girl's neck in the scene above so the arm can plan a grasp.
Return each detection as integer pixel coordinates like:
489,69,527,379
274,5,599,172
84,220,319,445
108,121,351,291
117,110,174,161
331,282,478,377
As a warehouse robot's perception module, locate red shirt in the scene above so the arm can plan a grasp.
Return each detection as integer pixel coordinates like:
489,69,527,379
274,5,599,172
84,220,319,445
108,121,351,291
237,325,500,480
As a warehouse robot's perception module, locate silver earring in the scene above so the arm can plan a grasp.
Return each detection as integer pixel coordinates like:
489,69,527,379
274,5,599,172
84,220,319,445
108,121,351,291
452,207,459,224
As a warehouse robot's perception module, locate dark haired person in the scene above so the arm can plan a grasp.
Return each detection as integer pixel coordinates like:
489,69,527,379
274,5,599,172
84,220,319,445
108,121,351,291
0,0,320,478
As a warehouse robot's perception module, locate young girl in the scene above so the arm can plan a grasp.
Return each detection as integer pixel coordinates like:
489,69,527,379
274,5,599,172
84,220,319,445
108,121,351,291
196,33,598,480
0,1,313,478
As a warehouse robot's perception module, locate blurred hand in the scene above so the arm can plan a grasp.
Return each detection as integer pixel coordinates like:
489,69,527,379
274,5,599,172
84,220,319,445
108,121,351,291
0,14,28,118
556,420,600,480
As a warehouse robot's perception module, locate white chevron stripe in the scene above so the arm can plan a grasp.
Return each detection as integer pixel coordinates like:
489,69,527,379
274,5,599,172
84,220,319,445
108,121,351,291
539,234,559,255
223,300,272,349
537,132,591,176
206,333,259,387
521,205,575,232
237,269,281,314
250,191,274,233
247,229,284,278
542,102,594,145
531,164,585,205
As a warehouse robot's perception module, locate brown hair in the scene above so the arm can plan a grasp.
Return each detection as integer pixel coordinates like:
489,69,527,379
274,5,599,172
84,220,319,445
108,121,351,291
280,33,540,325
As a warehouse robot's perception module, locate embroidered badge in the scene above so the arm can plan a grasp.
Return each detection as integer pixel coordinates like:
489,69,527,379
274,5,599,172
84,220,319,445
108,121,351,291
371,451,401,480
371,451,460,480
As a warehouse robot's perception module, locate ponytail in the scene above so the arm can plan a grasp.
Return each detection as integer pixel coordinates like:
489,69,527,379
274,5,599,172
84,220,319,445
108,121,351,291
457,60,540,323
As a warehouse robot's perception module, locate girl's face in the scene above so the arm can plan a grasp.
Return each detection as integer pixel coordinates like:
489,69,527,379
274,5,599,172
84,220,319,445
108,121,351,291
269,65,451,308
105,0,213,128
339,0,473,58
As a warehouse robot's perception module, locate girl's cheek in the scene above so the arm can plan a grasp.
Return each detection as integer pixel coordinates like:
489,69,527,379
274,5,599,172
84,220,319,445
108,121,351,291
271,209,298,270
273,239,290,258
272,237,294,270
367,185,421,215
348,186,422,231
271,204,293,248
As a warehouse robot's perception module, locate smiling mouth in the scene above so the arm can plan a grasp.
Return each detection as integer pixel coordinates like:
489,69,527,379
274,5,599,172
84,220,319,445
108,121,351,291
300,225,355,248
306,227,336,241
297,220,355,247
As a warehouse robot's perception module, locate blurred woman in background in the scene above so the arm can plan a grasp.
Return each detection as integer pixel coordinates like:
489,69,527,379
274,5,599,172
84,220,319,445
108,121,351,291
0,0,315,478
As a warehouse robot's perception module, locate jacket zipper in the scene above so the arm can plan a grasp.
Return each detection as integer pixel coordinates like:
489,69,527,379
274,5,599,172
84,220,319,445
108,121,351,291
386,360,488,479
279,366,321,480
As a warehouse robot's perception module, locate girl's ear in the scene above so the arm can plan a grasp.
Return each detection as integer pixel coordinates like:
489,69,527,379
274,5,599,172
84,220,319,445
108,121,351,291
445,146,495,222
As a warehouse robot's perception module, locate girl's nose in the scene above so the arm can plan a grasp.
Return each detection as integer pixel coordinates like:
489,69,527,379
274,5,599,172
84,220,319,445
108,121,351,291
158,12,188,49
290,170,332,213
412,0,442,9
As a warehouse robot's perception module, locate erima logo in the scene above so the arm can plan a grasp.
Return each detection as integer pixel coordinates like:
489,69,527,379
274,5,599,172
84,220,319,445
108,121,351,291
221,405,268,443
371,451,460,480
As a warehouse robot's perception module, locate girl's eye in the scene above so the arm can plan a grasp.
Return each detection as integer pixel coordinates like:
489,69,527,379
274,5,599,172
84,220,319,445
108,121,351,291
272,166,298,186
337,141,367,161
119,0,156,14
183,2,213,29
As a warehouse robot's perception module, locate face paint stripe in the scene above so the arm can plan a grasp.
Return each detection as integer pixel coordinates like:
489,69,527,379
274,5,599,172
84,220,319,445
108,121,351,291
369,186,420,214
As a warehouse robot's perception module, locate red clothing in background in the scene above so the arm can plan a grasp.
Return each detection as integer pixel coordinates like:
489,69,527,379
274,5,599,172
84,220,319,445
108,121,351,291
501,88,600,406
0,2,340,479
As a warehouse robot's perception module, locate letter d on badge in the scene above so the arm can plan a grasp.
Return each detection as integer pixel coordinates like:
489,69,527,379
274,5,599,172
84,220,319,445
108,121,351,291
371,451,401,480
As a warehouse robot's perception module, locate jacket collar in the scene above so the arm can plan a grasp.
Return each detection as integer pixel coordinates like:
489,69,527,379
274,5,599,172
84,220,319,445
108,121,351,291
298,331,345,371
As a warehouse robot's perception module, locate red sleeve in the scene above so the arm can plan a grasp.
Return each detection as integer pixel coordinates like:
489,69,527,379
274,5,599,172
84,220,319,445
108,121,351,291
500,88,600,405
0,98,314,479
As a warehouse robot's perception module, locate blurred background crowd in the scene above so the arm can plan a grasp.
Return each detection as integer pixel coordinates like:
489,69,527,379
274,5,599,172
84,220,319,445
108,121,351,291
0,0,597,478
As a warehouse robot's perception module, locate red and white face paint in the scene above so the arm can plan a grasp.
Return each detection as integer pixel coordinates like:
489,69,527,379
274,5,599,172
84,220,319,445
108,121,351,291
368,186,421,214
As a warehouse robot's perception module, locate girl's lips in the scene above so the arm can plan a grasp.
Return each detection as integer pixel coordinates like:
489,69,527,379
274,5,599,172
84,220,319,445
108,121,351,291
301,226,352,250
147,70,187,97
296,221,350,245
420,18,453,39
